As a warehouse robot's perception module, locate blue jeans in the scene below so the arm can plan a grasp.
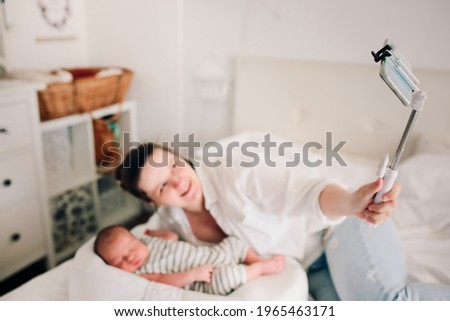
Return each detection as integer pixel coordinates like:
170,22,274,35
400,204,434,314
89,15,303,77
308,217,450,301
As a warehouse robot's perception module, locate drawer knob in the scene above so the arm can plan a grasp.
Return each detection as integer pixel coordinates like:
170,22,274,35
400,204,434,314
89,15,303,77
0,127,8,134
11,233,21,242
3,179,12,187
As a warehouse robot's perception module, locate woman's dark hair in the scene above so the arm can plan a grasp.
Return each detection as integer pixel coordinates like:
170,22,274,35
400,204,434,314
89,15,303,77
116,142,155,202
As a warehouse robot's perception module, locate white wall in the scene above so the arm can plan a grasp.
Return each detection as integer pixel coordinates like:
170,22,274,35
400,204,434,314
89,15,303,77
182,0,450,142
2,0,450,144
84,0,181,143
1,0,89,70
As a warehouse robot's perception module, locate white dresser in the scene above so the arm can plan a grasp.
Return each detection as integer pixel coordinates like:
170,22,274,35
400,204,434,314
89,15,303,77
0,80,51,280
0,80,142,280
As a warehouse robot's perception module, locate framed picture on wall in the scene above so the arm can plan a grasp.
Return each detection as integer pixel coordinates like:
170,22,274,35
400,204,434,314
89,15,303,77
34,0,79,41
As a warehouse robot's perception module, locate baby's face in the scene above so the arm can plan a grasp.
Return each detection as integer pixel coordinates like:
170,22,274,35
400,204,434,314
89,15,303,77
103,229,149,272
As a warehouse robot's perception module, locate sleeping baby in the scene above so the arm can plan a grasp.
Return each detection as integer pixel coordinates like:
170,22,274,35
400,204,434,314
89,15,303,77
94,225,285,295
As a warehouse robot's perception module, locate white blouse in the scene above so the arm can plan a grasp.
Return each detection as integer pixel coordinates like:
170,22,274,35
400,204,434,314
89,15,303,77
155,153,344,268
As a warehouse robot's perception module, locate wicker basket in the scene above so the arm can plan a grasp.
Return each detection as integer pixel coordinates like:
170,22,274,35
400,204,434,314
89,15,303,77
38,68,133,121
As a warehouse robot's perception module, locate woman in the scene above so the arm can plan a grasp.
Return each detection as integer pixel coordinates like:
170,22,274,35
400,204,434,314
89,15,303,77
116,142,450,300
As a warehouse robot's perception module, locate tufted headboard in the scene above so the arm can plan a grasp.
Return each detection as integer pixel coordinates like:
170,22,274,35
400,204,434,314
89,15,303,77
232,56,450,159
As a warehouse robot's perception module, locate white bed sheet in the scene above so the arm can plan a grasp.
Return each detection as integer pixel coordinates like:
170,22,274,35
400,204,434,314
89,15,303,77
2,133,449,300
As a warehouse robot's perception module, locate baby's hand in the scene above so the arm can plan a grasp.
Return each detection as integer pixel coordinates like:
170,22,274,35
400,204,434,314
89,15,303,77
191,264,214,283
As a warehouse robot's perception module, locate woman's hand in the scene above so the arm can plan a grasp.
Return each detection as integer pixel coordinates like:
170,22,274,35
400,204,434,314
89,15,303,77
320,178,401,225
351,178,402,225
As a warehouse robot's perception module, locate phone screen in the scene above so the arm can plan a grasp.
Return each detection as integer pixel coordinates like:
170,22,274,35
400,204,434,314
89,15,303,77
380,58,413,106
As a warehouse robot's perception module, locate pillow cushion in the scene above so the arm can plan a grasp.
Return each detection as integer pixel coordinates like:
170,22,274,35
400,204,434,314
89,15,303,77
68,237,185,300
393,153,450,284
68,225,308,300
414,135,450,155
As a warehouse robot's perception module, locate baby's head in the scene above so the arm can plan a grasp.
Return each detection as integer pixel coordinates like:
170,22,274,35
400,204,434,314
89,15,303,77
94,225,148,272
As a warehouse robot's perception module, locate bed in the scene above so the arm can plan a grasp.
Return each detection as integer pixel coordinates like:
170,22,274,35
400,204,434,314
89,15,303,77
2,57,450,300
2,188,309,301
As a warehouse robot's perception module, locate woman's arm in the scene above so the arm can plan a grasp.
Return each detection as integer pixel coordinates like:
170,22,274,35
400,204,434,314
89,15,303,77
139,265,214,288
319,178,401,225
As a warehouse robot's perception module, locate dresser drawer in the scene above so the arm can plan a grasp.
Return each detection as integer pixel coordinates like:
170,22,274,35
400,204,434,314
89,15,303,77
0,102,32,154
0,199,45,279
0,152,38,208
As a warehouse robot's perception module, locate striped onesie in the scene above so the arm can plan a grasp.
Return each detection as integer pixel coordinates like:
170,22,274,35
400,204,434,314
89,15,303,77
136,235,249,295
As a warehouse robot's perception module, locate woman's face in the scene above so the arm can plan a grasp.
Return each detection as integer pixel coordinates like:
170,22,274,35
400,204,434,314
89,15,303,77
138,148,204,211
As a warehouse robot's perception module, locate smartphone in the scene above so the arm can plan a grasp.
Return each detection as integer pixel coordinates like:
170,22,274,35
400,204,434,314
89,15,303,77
379,47,419,107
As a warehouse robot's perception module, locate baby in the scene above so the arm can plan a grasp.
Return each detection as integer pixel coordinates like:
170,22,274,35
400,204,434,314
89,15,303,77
94,225,285,295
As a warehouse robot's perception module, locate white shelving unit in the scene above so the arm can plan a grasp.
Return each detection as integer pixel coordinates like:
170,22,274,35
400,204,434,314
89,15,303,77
40,101,142,264
0,79,142,278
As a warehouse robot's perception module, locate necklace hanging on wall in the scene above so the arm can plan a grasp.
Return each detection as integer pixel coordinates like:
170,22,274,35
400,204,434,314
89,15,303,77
38,0,71,31
35,0,78,41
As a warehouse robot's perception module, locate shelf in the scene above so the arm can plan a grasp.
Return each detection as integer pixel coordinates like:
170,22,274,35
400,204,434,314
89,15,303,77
47,173,98,197
39,101,139,265
1,92,139,277
51,179,141,264
40,101,135,133
40,112,89,133
55,237,93,263
90,101,134,119
98,199,141,229
41,122,96,195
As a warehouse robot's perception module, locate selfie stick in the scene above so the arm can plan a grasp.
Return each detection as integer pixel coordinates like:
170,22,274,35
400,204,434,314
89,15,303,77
371,40,427,204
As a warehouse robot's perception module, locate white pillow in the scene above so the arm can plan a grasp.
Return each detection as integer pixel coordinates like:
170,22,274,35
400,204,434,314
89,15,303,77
414,135,450,155
394,153,450,231
227,257,308,300
68,226,308,300
393,153,450,284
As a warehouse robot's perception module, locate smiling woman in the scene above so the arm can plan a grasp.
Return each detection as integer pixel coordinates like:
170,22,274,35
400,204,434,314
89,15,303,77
117,142,228,245
117,143,199,206
138,148,204,212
